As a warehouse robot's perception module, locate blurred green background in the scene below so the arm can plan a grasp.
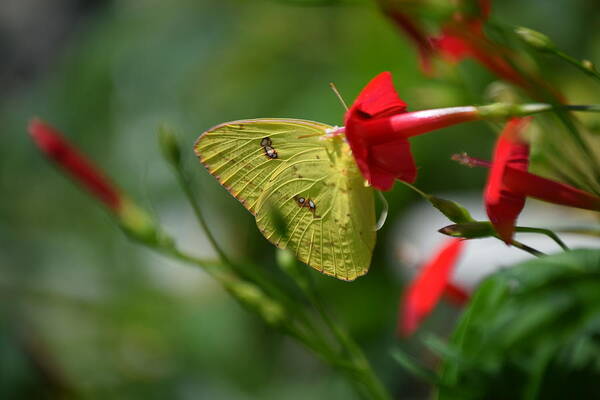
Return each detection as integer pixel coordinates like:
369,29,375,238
1,0,599,398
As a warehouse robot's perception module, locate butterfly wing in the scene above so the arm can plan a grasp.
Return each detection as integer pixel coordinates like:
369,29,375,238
194,118,375,281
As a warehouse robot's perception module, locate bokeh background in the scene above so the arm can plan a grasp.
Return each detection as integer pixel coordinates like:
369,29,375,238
2,0,599,398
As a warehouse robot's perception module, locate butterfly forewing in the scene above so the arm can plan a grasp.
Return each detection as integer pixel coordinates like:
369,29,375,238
194,118,375,281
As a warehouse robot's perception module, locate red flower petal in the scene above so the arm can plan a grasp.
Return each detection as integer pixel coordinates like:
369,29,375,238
484,118,530,244
399,239,465,337
444,282,470,306
344,72,411,190
29,118,123,212
345,71,407,120
344,73,479,190
368,138,417,190
504,168,600,211
434,31,473,62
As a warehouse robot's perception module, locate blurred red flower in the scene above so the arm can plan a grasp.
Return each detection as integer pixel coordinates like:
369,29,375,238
28,118,123,212
378,0,557,98
399,238,466,337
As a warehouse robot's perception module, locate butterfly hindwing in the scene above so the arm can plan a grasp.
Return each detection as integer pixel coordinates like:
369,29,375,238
194,118,375,281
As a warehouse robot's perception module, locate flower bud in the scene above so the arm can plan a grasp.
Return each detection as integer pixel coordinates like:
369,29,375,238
158,126,182,167
227,281,286,326
582,59,598,74
118,198,172,247
438,222,495,238
427,196,474,223
515,27,555,52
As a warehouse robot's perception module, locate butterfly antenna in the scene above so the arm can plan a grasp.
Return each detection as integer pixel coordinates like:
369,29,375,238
374,191,389,231
329,82,349,111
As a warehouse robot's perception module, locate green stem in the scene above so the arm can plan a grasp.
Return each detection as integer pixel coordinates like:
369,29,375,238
553,226,600,238
553,109,600,181
172,166,233,266
163,240,388,399
399,180,429,200
560,104,600,112
167,150,306,314
302,271,391,400
156,243,339,365
552,49,600,83
510,239,546,257
514,226,569,251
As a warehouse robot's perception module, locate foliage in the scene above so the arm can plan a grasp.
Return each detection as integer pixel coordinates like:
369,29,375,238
439,249,600,399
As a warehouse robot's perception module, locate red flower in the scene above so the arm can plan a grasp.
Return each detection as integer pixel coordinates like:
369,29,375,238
484,118,530,244
399,239,466,337
28,118,123,212
434,23,533,92
445,282,470,306
484,118,600,243
378,6,436,74
344,72,479,191
379,1,560,99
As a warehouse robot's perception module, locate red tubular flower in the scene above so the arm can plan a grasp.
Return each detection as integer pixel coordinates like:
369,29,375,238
28,118,123,212
484,117,530,244
484,118,600,243
399,239,466,337
344,72,479,191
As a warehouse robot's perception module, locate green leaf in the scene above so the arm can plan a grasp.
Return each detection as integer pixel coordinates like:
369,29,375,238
437,249,600,399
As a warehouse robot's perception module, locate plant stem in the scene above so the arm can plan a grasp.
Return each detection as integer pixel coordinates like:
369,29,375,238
301,271,391,400
554,226,600,238
172,166,233,266
399,180,429,199
552,49,600,83
510,239,546,257
156,243,340,365
514,226,569,251
561,104,600,112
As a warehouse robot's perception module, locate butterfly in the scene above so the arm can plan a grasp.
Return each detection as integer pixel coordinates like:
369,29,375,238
194,118,376,281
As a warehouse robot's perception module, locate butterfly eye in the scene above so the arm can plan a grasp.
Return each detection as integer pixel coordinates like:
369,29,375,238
294,196,306,206
260,137,272,147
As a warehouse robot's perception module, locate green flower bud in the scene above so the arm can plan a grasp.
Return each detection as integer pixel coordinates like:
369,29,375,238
439,222,495,239
158,126,181,167
515,27,555,52
118,198,172,247
427,196,474,223
227,281,286,326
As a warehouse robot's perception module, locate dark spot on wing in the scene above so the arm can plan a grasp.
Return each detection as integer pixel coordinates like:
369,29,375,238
294,196,306,207
263,146,278,159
